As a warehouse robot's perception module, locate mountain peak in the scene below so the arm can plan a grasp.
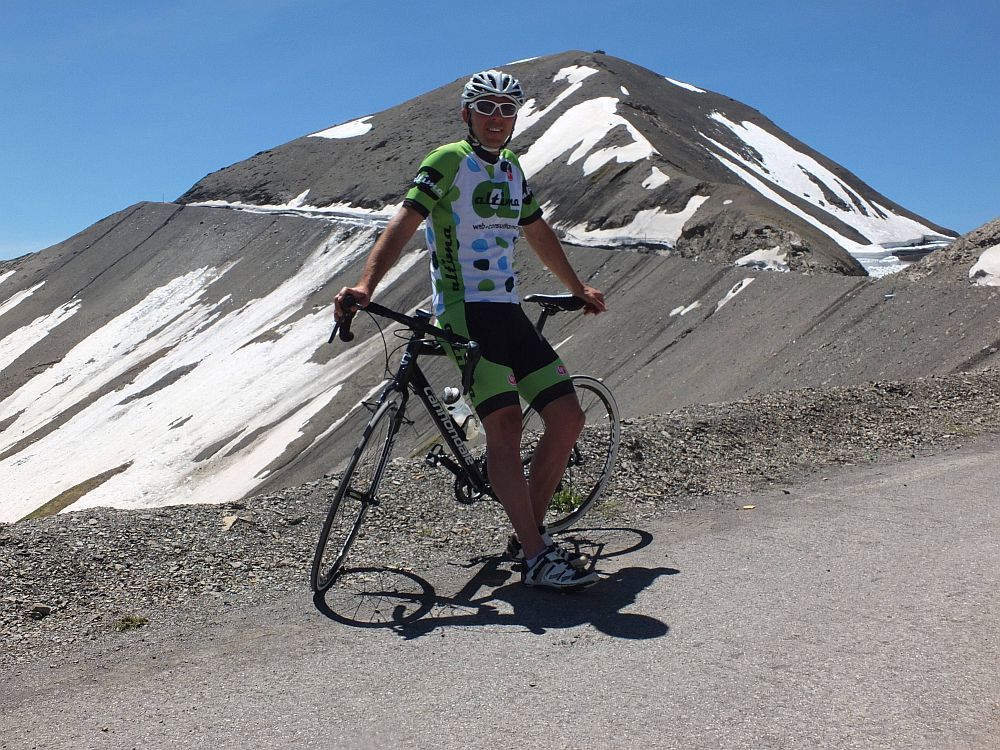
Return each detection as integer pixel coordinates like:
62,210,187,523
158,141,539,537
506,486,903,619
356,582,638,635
180,51,952,277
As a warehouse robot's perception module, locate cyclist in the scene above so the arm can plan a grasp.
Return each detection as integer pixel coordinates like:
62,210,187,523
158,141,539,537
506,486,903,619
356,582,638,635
334,69,607,590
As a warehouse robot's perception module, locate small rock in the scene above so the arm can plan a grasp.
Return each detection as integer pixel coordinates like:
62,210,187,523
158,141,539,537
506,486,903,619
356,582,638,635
27,604,53,620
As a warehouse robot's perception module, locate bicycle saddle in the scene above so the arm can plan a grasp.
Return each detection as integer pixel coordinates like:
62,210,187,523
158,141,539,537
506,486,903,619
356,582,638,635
523,293,585,311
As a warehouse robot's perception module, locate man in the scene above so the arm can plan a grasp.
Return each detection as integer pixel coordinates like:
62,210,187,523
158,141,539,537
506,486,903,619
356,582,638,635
334,69,606,590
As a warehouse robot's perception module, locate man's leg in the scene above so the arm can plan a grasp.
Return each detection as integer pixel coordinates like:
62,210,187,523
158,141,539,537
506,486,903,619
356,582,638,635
481,404,547,561
526,392,585,525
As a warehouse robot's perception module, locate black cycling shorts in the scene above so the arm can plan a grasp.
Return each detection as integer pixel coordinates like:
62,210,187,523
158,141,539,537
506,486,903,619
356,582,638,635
437,302,575,419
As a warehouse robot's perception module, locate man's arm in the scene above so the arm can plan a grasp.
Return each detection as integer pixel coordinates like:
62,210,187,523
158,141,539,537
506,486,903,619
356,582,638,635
334,205,425,320
521,218,607,314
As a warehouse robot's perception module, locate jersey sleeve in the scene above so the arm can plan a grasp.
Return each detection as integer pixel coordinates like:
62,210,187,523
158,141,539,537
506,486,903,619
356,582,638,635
519,180,543,225
505,151,542,225
404,146,462,217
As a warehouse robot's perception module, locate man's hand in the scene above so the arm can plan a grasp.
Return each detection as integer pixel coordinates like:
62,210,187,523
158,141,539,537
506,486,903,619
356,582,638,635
522,219,607,316
577,284,607,315
334,285,370,322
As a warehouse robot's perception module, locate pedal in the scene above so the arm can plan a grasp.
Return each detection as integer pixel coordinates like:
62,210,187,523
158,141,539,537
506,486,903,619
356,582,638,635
425,444,446,467
425,444,463,476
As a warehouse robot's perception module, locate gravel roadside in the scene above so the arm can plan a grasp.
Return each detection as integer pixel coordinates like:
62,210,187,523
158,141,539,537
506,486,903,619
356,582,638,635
3,369,1000,667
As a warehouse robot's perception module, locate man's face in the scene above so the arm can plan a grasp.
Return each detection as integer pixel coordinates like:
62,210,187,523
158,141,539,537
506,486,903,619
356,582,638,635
463,95,518,152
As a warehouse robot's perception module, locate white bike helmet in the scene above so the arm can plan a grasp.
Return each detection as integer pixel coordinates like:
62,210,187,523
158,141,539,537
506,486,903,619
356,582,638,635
461,69,526,107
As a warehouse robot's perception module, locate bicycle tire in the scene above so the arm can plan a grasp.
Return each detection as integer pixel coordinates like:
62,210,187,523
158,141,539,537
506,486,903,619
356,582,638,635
311,400,399,593
520,375,620,533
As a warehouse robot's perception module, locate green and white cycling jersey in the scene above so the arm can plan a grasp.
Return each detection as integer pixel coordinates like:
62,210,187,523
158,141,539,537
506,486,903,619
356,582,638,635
404,139,542,316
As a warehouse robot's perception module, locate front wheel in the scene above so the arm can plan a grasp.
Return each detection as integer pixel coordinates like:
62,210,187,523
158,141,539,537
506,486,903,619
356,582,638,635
520,375,620,533
311,400,400,593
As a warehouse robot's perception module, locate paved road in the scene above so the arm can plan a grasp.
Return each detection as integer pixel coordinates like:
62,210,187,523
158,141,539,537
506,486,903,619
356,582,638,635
3,440,999,749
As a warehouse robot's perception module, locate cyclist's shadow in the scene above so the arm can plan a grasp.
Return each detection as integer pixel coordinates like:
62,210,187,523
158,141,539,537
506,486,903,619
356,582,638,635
314,527,678,641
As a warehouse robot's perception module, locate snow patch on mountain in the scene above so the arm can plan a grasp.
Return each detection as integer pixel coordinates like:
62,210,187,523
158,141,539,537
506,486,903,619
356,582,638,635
520,97,657,178
515,65,599,136
671,301,700,316
0,231,424,523
0,281,44,318
310,116,374,139
703,143,867,250
190,196,399,226
702,113,948,251
0,270,16,287
288,189,311,207
969,243,1000,286
558,64,600,85
643,166,670,189
669,276,759,318
559,195,710,247
735,246,789,273
1,265,233,454
716,277,755,311
665,76,706,94
0,296,81,374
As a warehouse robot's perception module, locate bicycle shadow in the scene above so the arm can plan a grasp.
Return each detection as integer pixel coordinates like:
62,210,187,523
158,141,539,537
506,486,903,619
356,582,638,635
313,527,678,641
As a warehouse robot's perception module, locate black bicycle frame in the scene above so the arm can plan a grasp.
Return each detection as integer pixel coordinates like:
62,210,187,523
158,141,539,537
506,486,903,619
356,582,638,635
379,326,492,498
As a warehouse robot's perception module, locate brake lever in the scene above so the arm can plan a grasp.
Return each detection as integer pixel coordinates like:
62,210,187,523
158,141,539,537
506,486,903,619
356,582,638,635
328,319,354,343
330,294,358,343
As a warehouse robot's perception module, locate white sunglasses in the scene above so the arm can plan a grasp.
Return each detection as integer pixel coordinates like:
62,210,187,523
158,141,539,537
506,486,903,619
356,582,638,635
469,100,518,117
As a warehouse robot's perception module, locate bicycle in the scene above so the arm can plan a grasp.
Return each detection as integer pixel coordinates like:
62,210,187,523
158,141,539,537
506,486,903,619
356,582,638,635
311,293,620,593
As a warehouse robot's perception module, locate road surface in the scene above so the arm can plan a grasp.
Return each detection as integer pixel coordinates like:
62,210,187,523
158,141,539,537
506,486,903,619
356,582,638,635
2,439,998,749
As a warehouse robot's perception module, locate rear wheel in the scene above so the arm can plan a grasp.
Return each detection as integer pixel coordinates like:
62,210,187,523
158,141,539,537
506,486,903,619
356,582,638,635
520,376,620,533
311,400,400,593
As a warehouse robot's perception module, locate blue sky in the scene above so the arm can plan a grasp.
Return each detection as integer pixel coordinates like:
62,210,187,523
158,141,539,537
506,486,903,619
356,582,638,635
2,0,997,261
